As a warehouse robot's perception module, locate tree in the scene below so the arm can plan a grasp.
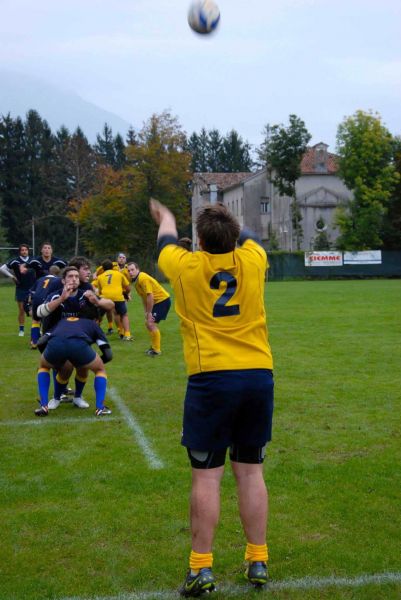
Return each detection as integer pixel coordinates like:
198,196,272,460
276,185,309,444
186,129,209,172
335,110,399,250
380,136,401,250
64,127,98,254
258,115,311,249
206,129,223,172
79,111,192,262
0,114,27,245
220,130,253,172
94,123,116,168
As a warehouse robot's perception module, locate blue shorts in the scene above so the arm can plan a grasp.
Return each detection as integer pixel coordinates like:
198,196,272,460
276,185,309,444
152,298,171,323
44,337,97,369
15,288,30,302
182,369,274,452
114,301,127,316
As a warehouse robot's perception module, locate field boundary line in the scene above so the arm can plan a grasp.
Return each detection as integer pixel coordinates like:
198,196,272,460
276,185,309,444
0,416,120,427
108,386,164,470
58,571,401,600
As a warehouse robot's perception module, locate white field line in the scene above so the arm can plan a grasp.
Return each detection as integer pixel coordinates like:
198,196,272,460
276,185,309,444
58,571,401,600
108,386,164,471
0,416,120,427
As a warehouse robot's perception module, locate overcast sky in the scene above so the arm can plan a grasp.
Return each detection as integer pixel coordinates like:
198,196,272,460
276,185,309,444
0,0,400,151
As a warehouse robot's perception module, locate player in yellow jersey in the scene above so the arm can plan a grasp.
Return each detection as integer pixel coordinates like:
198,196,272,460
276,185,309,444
92,260,133,341
127,262,171,356
95,253,129,333
150,199,274,596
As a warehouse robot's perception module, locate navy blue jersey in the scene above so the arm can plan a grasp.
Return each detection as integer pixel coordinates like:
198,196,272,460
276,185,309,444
7,256,37,291
30,255,67,277
45,289,91,319
31,275,62,304
48,317,108,345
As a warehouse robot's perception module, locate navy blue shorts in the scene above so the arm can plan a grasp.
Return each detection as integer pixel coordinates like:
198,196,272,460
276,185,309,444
15,288,30,302
182,369,274,452
44,337,97,369
152,298,171,323
114,301,127,316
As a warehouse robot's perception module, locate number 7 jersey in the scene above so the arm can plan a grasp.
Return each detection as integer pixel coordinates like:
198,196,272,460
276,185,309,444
158,237,273,375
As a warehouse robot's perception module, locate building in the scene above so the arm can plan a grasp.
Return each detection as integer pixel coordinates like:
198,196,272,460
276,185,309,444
191,143,353,251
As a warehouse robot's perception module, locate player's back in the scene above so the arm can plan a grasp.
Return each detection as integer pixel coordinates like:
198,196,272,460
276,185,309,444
95,269,129,302
159,239,273,375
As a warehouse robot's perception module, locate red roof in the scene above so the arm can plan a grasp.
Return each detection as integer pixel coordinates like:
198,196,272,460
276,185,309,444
193,172,251,191
301,144,339,174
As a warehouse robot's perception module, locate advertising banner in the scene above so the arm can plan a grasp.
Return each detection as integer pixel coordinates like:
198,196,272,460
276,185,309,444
343,251,382,265
305,251,343,267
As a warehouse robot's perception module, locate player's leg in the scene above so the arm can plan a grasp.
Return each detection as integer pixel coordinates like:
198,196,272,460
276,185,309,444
230,458,269,586
16,300,25,336
180,454,224,597
145,318,161,355
72,367,89,409
145,298,170,356
84,354,111,416
229,369,274,587
49,362,74,410
117,302,132,341
35,354,53,416
180,372,235,597
105,308,114,334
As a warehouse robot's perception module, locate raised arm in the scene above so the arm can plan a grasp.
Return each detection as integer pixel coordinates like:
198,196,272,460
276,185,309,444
149,198,178,239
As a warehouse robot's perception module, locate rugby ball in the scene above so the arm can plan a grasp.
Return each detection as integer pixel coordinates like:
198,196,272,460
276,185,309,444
188,1,220,35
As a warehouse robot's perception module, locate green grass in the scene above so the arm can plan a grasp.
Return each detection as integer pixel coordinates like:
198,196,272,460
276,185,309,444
0,279,400,600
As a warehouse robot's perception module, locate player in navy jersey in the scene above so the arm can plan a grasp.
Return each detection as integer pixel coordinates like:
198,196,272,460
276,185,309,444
0,243,36,337
29,265,62,347
35,315,112,417
30,242,67,277
36,264,114,410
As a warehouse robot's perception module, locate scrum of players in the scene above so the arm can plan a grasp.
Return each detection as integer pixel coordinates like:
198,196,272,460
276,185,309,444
1,242,175,417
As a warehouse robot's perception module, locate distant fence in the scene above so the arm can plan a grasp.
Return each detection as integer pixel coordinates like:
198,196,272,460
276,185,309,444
268,250,401,280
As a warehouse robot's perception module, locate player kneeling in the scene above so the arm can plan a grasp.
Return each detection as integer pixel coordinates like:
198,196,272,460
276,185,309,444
35,317,113,417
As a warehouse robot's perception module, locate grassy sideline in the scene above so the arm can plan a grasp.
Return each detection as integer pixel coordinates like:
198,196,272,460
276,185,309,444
0,279,400,600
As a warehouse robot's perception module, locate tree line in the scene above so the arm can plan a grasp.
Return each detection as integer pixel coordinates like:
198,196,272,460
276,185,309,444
0,108,400,260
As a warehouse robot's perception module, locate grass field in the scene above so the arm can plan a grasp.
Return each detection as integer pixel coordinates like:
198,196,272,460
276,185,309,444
0,279,400,600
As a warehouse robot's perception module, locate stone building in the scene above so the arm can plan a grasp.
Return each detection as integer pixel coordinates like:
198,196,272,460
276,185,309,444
191,143,353,250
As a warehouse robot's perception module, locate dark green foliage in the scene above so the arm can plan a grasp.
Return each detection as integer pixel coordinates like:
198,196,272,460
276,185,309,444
187,127,253,173
257,115,311,250
335,110,399,250
381,136,401,250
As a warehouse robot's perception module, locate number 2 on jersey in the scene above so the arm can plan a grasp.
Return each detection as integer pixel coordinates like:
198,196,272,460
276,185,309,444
210,272,240,317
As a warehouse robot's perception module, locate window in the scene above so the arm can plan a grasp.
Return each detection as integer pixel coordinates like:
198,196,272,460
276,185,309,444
260,201,270,214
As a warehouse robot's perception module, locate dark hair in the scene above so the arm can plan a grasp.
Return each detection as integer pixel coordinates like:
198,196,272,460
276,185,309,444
177,237,192,251
41,241,52,250
61,266,79,279
196,203,240,253
102,259,114,271
69,256,91,269
18,243,30,252
127,261,139,269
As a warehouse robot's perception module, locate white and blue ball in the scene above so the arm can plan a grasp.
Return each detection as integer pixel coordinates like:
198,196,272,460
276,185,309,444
188,0,220,35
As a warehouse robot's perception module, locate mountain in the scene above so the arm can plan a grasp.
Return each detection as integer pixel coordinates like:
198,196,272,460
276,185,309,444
0,70,131,142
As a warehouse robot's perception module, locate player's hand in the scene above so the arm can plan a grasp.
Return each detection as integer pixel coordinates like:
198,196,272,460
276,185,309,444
149,198,165,224
83,290,97,304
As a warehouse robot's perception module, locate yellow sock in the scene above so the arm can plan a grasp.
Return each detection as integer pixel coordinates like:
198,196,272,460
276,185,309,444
150,329,161,352
107,320,113,329
245,543,268,562
124,330,131,338
189,550,213,574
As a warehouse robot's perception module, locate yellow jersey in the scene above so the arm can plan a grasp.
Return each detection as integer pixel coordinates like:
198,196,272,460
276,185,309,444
95,262,129,278
158,238,273,375
134,272,170,305
93,269,130,302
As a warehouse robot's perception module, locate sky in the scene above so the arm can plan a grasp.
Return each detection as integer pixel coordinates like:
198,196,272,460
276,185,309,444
0,0,400,152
